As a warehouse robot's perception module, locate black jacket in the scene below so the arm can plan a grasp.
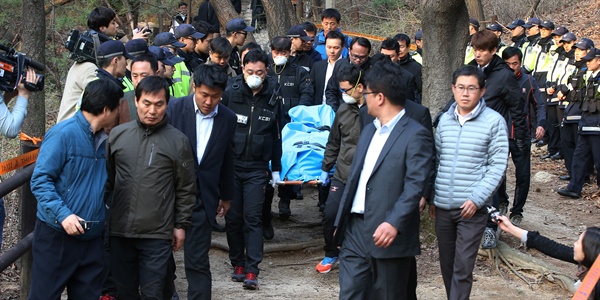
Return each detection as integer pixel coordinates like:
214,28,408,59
222,75,282,171
268,61,314,125
579,71,600,135
310,59,329,106
177,49,202,73
468,55,528,140
398,55,423,103
290,52,315,72
229,47,242,75
560,60,587,124
511,34,527,48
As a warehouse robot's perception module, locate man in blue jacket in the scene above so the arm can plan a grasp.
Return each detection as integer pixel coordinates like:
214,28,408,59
29,79,123,299
313,8,351,61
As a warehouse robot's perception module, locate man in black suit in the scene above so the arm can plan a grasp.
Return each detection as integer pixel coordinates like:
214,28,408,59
310,30,345,105
334,61,434,299
167,64,237,300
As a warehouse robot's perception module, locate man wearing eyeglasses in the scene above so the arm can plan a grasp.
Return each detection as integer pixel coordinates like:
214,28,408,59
175,24,206,73
226,18,255,75
429,65,508,300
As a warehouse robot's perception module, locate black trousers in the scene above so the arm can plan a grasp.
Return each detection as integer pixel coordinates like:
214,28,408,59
30,220,104,300
435,207,488,300
338,215,413,300
546,105,562,155
498,139,531,216
110,236,172,300
322,179,346,258
226,169,268,275
568,134,600,193
561,123,579,175
184,201,212,300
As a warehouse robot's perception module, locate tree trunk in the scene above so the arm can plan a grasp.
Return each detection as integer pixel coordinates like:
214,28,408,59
262,0,298,40
209,0,256,43
421,0,468,115
19,0,46,298
526,0,542,18
465,0,484,23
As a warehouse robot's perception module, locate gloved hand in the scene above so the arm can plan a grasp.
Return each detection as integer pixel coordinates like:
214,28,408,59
515,138,529,153
271,171,281,188
319,170,330,186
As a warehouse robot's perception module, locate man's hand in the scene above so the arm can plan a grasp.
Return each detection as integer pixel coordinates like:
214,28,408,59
546,87,555,95
428,204,436,219
372,222,398,248
419,196,426,213
16,69,37,99
61,214,84,235
460,200,478,219
172,228,185,251
557,91,566,100
217,199,230,217
535,126,545,141
132,27,151,40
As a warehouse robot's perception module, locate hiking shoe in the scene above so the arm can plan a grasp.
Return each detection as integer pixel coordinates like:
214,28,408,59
263,220,274,240
481,227,497,249
498,203,508,216
99,295,116,300
316,256,339,274
510,214,523,227
243,272,259,290
231,266,245,282
278,199,291,219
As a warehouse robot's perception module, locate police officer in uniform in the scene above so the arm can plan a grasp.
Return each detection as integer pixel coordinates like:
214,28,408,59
222,49,282,290
558,47,600,198
507,19,527,49
263,36,314,238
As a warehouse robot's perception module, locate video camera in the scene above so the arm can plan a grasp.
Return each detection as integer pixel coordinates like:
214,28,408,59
64,29,110,63
0,44,45,93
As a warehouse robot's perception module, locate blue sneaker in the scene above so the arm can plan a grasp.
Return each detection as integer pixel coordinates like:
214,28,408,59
316,256,339,273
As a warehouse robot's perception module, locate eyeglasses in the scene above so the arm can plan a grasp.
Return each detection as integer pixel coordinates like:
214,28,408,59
339,87,353,94
454,85,480,94
362,91,376,100
350,53,368,61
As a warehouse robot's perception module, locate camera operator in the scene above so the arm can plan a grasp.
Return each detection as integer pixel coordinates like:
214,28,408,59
0,68,39,251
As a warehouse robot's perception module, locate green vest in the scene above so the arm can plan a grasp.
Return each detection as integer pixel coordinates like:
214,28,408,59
122,76,134,92
172,61,191,98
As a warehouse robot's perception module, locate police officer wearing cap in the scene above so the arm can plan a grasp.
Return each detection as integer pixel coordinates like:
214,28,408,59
486,23,507,55
465,17,480,64
507,19,527,49
95,40,133,88
221,49,282,290
558,47,600,199
555,39,594,175
175,24,206,73
263,36,314,233
414,29,423,58
226,18,255,75
287,24,316,72
154,31,192,98
123,39,149,93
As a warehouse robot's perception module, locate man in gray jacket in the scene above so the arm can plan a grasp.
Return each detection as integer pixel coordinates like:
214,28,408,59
429,65,509,300
105,76,197,299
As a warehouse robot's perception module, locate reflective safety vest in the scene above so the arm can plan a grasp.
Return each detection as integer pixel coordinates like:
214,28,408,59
411,51,422,65
464,45,475,65
122,76,134,92
172,61,191,98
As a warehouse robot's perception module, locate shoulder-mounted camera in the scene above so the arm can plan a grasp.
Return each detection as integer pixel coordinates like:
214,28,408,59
0,44,45,93
64,29,110,63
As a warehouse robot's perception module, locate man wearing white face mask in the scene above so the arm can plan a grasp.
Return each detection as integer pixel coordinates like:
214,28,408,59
316,63,365,274
221,49,282,290
263,36,315,224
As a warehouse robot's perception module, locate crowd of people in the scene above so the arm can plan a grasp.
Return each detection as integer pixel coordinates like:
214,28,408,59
4,2,598,300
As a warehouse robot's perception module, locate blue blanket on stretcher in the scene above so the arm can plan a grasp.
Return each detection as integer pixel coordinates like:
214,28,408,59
279,105,335,181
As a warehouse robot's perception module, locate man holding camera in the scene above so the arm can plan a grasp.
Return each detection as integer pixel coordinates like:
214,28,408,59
29,79,124,299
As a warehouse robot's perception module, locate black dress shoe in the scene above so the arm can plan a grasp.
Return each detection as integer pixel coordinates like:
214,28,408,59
536,140,547,147
559,174,571,181
541,153,552,159
263,222,274,240
550,152,563,160
212,222,226,232
557,188,581,199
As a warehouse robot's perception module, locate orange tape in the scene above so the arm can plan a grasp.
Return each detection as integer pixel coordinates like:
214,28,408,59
0,149,39,175
572,256,600,300
313,25,418,50
19,131,42,145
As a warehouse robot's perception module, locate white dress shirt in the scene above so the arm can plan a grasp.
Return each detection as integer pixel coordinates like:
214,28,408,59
454,100,481,126
194,96,218,164
323,57,342,104
350,109,406,213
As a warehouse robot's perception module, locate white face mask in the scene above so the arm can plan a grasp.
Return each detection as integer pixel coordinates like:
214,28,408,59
273,56,288,66
341,93,357,104
245,74,263,89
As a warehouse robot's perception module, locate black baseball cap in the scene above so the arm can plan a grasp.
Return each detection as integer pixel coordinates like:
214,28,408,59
174,24,206,39
97,40,133,59
559,33,577,43
523,18,540,28
540,20,555,30
506,19,525,29
486,23,502,32
582,48,600,61
125,39,148,56
148,46,180,66
552,26,568,36
469,18,480,29
287,25,313,41
162,48,184,64
154,32,186,48
415,29,422,40
226,18,255,32
575,38,594,50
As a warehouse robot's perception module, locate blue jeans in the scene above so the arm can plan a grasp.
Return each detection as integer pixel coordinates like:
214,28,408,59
0,197,5,251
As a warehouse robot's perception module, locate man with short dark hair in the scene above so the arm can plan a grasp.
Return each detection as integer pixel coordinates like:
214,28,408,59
311,30,345,106
106,76,196,299
430,65,508,300
205,37,236,77
192,20,218,64
226,18,255,75
118,54,159,124
175,24,206,72
287,24,316,71
168,64,237,300
334,61,434,299
300,21,323,63
30,79,123,299
313,8,352,60
392,34,423,102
